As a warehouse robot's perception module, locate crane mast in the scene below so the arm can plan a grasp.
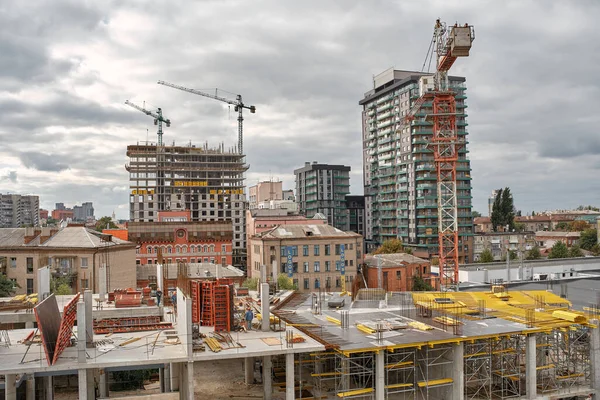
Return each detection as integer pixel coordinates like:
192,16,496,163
124,100,171,146
157,80,256,155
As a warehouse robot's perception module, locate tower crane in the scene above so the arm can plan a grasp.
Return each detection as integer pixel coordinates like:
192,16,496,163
157,80,255,155
124,100,171,146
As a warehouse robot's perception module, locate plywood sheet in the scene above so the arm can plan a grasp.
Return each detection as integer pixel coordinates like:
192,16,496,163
34,294,61,365
261,337,282,346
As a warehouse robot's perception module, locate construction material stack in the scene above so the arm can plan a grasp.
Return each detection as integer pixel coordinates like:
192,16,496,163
191,278,235,331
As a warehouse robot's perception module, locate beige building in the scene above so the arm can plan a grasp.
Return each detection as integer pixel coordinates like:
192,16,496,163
249,180,283,209
248,223,363,292
0,227,136,295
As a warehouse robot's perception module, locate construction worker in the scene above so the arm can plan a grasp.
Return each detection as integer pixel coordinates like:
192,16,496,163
156,290,162,306
171,291,177,312
245,307,254,331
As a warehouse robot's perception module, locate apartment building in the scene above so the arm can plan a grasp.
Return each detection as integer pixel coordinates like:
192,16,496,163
126,142,248,268
345,195,366,238
0,194,39,228
359,69,473,263
0,227,135,295
248,180,283,209
248,223,363,292
473,232,537,262
73,202,95,222
294,162,351,230
363,253,436,292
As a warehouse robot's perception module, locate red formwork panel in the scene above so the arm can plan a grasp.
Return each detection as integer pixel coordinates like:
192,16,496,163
34,294,61,365
191,281,200,324
52,293,81,365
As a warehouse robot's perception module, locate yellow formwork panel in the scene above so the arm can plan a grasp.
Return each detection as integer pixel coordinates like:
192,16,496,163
417,378,453,387
337,388,374,397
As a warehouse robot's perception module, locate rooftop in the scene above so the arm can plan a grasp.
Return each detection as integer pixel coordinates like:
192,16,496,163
255,224,362,240
364,253,428,267
0,227,133,249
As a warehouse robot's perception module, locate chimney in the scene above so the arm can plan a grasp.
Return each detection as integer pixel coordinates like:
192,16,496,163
23,227,41,244
40,227,57,244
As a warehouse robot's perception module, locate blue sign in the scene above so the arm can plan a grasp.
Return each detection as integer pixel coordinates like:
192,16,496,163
340,244,346,275
286,246,293,278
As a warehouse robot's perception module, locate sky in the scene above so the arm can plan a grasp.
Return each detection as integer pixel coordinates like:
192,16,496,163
1,0,599,219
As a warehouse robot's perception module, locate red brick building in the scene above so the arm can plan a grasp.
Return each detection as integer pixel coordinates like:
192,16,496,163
363,253,437,292
51,209,74,221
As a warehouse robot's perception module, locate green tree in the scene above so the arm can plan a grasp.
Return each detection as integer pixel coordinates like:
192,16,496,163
373,239,405,254
95,216,118,232
277,273,296,290
412,275,434,291
548,241,569,259
514,222,526,232
590,243,600,256
472,210,482,218
509,250,518,261
500,188,515,231
569,220,590,232
479,248,494,263
525,246,541,260
55,283,72,295
241,277,258,290
554,222,569,231
579,229,598,250
490,189,503,231
568,244,583,258
0,274,18,297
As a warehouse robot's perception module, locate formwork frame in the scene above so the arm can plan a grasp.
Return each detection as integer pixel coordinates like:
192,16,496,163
536,331,558,394
553,326,591,391
335,352,375,399
385,348,416,399
416,344,454,400
312,352,339,396
464,339,492,400
491,334,524,399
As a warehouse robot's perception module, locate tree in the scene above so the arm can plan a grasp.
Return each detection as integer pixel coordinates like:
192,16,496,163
554,222,569,231
95,216,117,232
569,220,590,232
479,248,494,263
580,229,598,250
568,244,583,258
277,273,296,290
509,250,518,261
548,241,569,259
412,275,434,291
55,283,72,295
514,222,526,232
472,210,482,218
0,274,18,297
373,239,405,254
490,187,515,231
241,277,258,290
51,276,73,294
531,211,536,216
590,243,600,256
525,246,541,260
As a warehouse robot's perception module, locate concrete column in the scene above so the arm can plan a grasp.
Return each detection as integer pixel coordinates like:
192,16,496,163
376,350,384,400
5,374,16,400
78,369,95,400
452,342,464,400
263,355,272,400
286,353,294,400
77,301,87,363
169,362,180,391
84,290,93,347
26,374,35,400
98,369,109,398
261,282,270,332
590,319,600,396
25,321,34,329
526,334,537,400
245,357,254,385
159,367,165,392
164,364,171,392
186,362,194,400
44,376,53,400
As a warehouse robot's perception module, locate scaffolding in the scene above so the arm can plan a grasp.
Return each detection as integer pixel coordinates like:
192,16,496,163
311,352,338,396
385,348,416,399
491,335,523,399
335,352,375,399
464,339,492,399
416,344,454,400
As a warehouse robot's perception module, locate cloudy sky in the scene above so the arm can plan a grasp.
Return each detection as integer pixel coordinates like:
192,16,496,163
1,0,599,219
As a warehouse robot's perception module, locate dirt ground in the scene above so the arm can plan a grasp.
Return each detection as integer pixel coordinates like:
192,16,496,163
193,358,268,399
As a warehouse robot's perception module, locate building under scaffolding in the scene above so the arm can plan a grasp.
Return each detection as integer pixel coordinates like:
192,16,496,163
272,288,600,399
126,142,248,268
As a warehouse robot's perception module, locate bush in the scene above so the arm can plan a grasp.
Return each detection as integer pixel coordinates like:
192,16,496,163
277,273,296,290
479,248,494,263
55,283,72,295
525,246,541,260
241,277,258,290
412,275,434,291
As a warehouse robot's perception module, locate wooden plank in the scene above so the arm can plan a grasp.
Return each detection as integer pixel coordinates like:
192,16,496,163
261,337,282,346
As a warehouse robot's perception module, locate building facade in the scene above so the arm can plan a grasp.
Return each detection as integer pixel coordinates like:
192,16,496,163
248,224,363,292
0,227,135,295
345,195,366,238
126,143,248,268
248,180,283,209
363,253,436,292
473,232,537,262
294,162,350,230
0,194,39,228
73,202,94,222
359,69,473,263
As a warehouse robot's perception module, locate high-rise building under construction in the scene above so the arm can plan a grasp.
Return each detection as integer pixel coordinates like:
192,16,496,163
360,69,474,263
126,143,248,268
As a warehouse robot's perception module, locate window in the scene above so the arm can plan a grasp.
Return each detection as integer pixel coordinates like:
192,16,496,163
325,245,330,256
221,257,226,265
303,262,309,273
148,259,153,265
314,261,320,272
349,243,353,250
350,260,353,266
10,257,16,268
314,278,320,289
81,257,88,268
335,244,341,255
293,262,298,273
222,244,227,252
326,277,331,288
191,258,196,263
26,257,33,274
396,271,402,279
423,266,427,274
303,245,309,256
314,245,320,256
81,279,89,290
136,259,141,265
304,278,309,289
325,261,330,272
335,262,340,271
167,246,172,254
210,258,215,263
27,279,34,295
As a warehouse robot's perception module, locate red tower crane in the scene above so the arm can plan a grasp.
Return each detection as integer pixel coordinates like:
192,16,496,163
405,20,475,290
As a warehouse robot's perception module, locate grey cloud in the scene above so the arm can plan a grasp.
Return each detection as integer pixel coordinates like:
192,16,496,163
19,152,70,172
1,171,18,183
